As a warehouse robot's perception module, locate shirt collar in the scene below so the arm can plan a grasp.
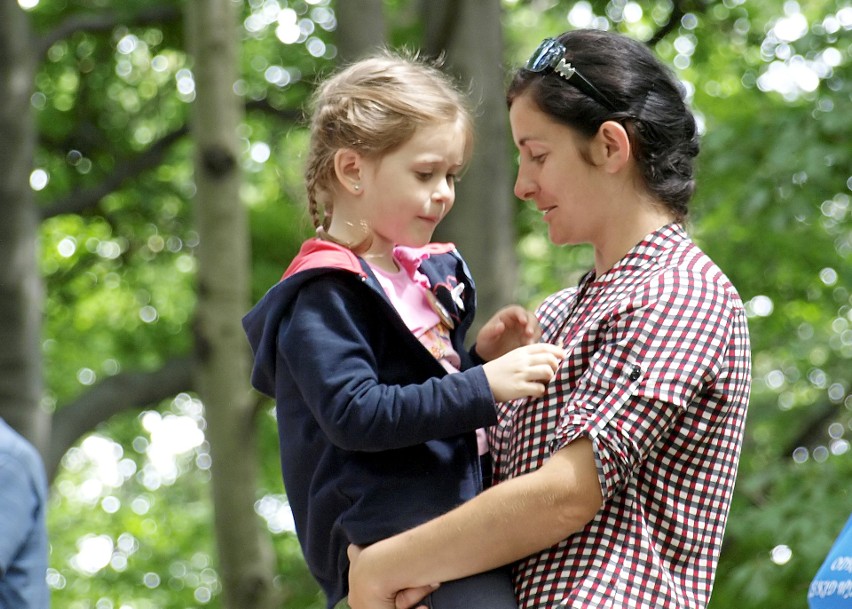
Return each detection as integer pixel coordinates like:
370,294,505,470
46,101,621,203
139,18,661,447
588,223,687,286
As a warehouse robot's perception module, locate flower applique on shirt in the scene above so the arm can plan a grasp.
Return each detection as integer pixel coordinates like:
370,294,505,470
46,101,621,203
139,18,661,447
370,247,460,372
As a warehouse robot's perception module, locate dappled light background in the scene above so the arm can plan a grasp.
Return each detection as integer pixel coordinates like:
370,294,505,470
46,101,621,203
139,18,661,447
7,0,849,608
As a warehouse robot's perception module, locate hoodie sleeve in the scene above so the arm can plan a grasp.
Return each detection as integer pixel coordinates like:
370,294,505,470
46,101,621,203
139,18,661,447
246,272,497,452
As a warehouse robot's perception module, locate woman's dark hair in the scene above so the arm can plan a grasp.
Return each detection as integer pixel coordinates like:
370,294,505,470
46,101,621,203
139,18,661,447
507,29,699,222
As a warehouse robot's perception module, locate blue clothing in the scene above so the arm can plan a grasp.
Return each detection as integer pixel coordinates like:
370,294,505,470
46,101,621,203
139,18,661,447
421,568,517,608
243,239,497,608
0,419,49,609
808,512,852,608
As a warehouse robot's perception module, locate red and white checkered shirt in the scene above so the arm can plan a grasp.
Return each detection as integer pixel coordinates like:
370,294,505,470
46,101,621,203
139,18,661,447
490,224,751,609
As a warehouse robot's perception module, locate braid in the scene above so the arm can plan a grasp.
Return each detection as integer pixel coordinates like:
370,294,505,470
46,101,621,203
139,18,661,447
304,149,331,231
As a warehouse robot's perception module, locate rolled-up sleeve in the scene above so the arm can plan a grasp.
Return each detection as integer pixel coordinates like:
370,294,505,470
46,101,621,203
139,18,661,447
551,268,736,501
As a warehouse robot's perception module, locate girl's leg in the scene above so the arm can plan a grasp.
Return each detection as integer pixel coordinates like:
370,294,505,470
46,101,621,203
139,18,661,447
421,567,517,609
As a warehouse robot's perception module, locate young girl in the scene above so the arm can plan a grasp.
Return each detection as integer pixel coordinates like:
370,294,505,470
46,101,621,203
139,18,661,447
242,52,564,609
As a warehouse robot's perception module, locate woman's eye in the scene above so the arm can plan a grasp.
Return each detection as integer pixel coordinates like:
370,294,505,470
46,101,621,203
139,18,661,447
416,172,433,181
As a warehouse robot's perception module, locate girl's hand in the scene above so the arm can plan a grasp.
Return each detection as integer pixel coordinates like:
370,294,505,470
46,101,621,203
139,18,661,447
476,305,542,361
482,342,565,402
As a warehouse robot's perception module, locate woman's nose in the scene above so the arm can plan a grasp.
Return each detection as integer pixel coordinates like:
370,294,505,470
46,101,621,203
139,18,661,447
514,167,536,201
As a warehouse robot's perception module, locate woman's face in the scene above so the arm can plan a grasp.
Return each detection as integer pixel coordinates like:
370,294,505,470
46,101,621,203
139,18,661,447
509,93,607,246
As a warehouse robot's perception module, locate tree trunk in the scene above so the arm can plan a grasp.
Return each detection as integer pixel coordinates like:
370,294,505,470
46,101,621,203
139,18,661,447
185,2,279,608
334,0,387,62
0,0,49,455
434,0,518,326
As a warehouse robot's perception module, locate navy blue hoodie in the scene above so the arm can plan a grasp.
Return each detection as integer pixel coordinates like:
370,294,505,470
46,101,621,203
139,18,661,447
242,238,497,607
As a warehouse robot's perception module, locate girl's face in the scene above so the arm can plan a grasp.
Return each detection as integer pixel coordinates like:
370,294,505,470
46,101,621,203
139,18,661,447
359,120,467,253
509,93,608,246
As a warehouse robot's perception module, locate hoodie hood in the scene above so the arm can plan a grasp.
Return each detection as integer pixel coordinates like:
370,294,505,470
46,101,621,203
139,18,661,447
280,238,366,280
242,239,368,396
242,238,464,397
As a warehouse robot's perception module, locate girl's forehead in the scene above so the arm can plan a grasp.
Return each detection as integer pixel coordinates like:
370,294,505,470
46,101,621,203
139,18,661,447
404,121,468,157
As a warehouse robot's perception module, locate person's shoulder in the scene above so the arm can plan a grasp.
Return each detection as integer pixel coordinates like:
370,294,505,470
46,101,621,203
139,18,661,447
0,420,43,478
655,237,744,307
0,419,28,454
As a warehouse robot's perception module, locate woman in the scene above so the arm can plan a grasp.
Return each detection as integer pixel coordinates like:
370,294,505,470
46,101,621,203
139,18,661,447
347,29,752,609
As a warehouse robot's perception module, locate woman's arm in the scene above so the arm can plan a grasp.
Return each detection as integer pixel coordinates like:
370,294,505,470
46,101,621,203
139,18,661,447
346,438,602,609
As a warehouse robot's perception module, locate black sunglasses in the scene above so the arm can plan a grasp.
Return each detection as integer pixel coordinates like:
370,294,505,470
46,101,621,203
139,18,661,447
525,38,619,112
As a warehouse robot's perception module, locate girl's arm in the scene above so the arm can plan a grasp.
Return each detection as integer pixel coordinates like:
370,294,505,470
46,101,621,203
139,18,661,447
283,277,561,451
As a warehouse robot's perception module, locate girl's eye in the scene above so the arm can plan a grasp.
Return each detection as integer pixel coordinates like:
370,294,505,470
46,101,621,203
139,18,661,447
416,172,434,181
530,153,547,164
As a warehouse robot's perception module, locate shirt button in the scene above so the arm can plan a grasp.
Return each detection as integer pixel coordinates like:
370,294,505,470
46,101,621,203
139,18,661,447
629,365,641,381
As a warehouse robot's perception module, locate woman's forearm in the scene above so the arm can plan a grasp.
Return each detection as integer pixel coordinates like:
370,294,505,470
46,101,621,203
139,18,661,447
348,439,602,606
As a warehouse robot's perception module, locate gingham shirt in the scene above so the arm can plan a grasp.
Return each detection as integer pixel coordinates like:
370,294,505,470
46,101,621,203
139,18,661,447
489,224,751,609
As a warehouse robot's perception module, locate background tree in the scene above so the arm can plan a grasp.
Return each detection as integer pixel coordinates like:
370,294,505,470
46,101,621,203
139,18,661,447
0,0,48,454
186,0,279,607
0,0,846,608
432,0,518,326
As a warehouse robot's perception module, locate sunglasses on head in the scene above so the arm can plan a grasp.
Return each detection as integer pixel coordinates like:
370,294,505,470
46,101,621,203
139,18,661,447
525,38,618,112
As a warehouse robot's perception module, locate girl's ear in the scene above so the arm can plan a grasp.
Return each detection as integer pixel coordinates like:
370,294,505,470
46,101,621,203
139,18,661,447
591,120,631,173
334,148,364,195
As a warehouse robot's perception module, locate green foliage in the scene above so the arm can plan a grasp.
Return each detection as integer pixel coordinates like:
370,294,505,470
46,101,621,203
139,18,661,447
712,454,852,608
30,1,333,606
26,0,851,607
46,400,220,608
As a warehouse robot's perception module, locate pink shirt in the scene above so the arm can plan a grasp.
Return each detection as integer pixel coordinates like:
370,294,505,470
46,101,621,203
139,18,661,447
368,248,461,373
370,247,489,455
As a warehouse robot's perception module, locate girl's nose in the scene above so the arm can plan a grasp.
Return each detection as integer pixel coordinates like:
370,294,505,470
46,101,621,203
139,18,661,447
434,178,454,203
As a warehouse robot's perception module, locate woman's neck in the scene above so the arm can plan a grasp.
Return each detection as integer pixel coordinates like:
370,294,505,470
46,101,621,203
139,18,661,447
594,200,675,275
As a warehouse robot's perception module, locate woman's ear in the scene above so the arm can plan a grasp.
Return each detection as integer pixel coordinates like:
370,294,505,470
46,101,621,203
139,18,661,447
592,120,631,173
334,148,364,195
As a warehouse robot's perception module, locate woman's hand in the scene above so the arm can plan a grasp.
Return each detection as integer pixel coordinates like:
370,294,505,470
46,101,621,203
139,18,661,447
475,305,542,361
347,545,396,609
347,545,437,609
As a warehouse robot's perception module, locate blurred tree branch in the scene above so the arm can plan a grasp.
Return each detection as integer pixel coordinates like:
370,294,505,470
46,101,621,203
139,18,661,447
47,356,193,480
40,102,301,219
36,6,182,56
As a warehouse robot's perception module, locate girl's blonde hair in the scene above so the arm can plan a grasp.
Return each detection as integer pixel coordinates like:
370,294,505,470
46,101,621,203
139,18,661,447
304,50,475,231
